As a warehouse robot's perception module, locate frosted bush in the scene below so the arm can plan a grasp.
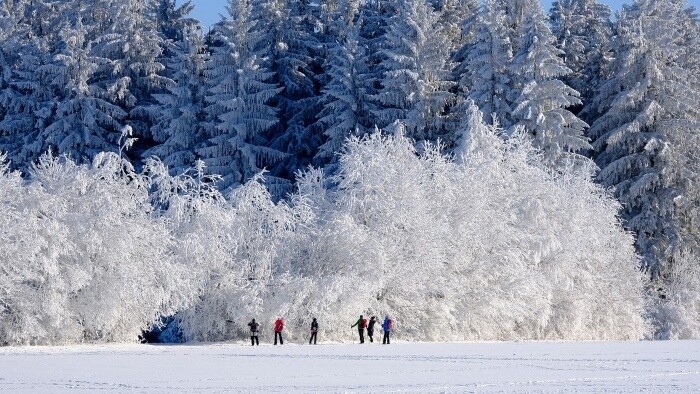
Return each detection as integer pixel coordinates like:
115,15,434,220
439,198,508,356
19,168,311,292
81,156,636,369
0,153,194,345
654,252,700,339
283,108,647,341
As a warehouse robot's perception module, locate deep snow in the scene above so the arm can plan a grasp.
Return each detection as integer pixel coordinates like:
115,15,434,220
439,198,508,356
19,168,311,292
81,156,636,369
0,341,699,393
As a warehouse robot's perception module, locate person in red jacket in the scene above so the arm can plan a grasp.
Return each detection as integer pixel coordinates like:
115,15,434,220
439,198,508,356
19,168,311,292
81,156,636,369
274,317,285,345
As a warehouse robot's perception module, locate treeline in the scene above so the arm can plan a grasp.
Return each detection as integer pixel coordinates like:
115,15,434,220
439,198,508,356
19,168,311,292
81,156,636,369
0,0,699,327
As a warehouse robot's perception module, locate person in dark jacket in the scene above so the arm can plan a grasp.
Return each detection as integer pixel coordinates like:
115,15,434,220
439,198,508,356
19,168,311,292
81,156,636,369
382,316,392,344
274,317,285,345
351,315,367,344
367,316,377,343
309,317,319,344
248,319,260,346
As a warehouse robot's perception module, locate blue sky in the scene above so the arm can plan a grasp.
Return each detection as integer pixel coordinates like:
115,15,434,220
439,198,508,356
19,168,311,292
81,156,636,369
183,0,700,29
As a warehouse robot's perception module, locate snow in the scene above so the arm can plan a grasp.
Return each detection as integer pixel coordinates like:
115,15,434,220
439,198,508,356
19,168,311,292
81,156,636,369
1,341,699,393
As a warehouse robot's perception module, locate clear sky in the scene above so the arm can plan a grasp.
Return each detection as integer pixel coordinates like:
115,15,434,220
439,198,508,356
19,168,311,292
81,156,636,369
182,0,700,29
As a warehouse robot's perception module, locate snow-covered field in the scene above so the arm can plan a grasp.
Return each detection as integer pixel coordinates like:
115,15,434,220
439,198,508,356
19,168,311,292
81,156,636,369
1,340,699,393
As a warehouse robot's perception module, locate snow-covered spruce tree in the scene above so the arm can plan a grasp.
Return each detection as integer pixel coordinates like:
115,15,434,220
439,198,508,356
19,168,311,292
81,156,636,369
0,153,193,345
509,1,590,168
459,0,513,128
90,0,168,156
587,0,700,277
435,0,479,56
200,0,285,192
549,0,613,113
372,0,456,142
37,19,127,162
251,0,323,186
146,23,206,175
0,0,67,169
283,108,646,341
314,17,373,167
147,0,198,43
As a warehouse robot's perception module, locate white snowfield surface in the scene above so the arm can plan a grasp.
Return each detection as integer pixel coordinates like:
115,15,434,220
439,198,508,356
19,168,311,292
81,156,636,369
0,341,699,393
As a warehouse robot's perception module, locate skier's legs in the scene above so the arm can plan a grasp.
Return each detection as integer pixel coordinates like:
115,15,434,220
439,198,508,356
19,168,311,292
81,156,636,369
359,329,364,344
255,335,259,346
251,336,254,346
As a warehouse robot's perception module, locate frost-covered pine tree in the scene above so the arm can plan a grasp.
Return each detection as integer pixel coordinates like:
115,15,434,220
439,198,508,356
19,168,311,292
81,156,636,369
459,0,513,128
550,0,613,113
315,16,373,166
147,0,198,43
587,0,700,277
509,1,590,167
435,0,479,56
250,0,323,183
372,0,456,142
0,0,66,168
37,19,126,161
90,0,168,155
146,23,206,174
199,0,284,191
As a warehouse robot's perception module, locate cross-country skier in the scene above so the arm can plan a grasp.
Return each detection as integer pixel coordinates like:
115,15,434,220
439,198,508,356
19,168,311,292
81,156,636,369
367,316,377,343
351,315,367,344
248,319,260,346
274,317,285,345
309,318,319,345
382,316,392,344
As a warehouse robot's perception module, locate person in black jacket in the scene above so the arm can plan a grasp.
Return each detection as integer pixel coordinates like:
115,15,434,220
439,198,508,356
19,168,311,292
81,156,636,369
309,318,319,344
367,316,377,343
248,319,260,346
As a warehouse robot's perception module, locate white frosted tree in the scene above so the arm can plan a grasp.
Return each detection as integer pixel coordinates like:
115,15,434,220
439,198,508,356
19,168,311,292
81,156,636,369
200,0,284,191
587,0,700,276
509,2,590,168
372,0,456,142
0,152,194,345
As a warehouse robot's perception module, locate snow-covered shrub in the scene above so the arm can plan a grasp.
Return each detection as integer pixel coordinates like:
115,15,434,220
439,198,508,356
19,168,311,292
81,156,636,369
0,153,193,345
148,159,302,342
654,252,700,339
284,107,647,341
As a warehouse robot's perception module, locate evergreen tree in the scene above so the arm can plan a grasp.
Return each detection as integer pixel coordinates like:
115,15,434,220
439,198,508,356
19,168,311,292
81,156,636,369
372,0,455,142
146,23,206,174
550,0,613,114
200,0,284,191
147,0,197,43
37,19,126,161
251,0,322,183
460,0,513,128
587,0,700,277
315,24,371,167
90,0,169,157
509,2,590,167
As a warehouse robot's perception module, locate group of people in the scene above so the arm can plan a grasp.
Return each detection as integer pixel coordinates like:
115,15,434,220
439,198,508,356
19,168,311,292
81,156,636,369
245,315,393,346
351,315,393,344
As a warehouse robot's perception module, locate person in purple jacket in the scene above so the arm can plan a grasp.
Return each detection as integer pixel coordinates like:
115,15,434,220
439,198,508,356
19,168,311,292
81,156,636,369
382,316,392,344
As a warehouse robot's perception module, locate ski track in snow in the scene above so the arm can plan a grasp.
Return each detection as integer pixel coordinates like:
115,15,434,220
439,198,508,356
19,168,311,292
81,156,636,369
0,341,699,393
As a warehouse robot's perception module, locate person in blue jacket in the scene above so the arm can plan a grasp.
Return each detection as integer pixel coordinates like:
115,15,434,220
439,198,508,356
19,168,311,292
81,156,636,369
382,316,392,344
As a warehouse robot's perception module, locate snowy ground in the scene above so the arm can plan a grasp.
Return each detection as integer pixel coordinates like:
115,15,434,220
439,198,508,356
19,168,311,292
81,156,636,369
0,340,699,393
